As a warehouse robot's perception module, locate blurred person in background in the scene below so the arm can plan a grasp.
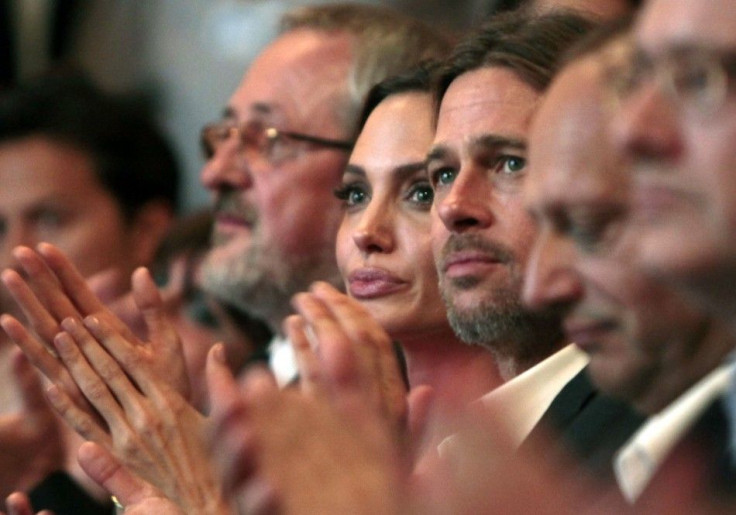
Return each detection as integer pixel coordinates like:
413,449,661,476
0,70,179,514
524,18,734,506
609,0,736,506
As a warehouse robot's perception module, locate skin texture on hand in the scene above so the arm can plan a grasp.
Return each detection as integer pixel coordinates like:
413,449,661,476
290,282,410,437
0,244,228,514
0,244,190,404
43,312,226,513
207,348,405,515
0,349,64,499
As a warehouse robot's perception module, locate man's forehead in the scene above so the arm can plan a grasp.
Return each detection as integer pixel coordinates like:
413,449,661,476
637,0,736,53
531,60,607,173
433,67,539,147
226,29,352,128
528,59,625,207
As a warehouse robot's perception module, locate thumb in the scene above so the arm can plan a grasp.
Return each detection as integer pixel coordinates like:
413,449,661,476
407,385,434,444
131,267,171,344
205,343,238,419
77,442,159,506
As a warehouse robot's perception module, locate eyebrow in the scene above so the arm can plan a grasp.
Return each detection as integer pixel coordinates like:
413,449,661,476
469,134,526,154
343,161,427,181
427,134,526,162
222,102,278,121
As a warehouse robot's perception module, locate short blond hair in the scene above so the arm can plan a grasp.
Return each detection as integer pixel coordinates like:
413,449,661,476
281,3,452,136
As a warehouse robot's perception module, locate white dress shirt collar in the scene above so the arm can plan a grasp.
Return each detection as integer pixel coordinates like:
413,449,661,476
438,344,588,456
614,362,736,503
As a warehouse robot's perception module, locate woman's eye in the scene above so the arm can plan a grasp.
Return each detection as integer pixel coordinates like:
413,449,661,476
334,184,369,207
498,155,526,175
406,182,434,206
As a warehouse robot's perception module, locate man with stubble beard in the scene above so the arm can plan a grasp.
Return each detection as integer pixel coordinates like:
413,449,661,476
429,12,642,479
199,4,451,385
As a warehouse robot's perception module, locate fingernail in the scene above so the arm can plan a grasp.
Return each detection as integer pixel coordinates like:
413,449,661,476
83,316,100,330
213,343,227,364
54,332,72,353
61,317,77,332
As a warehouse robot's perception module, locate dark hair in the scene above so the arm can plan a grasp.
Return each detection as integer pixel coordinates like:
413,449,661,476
559,13,633,67
513,0,642,16
356,60,441,134
435,10,596,107
0,70,180,219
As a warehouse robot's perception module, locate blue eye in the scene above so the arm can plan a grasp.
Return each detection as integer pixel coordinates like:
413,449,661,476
406,182,434,206
334,183,370,208
498,155,526,175
430,167,458,189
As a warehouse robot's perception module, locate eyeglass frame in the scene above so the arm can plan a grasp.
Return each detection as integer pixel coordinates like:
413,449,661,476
606,44,736,116
201,119,354,163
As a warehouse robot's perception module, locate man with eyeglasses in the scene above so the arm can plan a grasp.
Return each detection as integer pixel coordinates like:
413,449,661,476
607,0,736,507
612,0,736,337
198,4,450,386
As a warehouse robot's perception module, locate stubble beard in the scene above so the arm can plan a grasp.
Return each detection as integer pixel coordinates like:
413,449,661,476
438,235,563,369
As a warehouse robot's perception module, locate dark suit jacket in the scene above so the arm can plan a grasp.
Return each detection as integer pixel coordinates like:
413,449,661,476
29,471,113,515
521,367,645,482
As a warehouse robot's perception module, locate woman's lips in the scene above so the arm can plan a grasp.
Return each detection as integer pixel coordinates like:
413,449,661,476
347,268,407,299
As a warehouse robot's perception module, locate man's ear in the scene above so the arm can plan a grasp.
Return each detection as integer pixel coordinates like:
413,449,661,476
128,200,175,267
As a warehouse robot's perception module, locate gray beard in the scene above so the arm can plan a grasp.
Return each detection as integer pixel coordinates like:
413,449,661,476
201,240,342,333
441,277,563,371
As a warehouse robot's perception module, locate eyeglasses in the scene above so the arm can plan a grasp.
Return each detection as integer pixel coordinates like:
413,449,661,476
201,120,354,163
608,46,736,116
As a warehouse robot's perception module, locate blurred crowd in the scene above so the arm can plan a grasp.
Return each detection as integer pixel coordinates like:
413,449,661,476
1,0,735,513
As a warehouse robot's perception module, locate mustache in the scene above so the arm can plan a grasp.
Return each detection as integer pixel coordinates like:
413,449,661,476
437,233,516,269
213,190,259,225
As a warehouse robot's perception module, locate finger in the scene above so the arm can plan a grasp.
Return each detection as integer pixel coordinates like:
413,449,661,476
309,283,392,378
12,246,82,335
1,267,65,347
284,315,325,396
5,492,34,515
77,441,161,507
37,244,139,342
80,315,161,398
206,345,259,494
52,324,131,431
0,313,87,407
129,268,189,399
291,292,362,389
407,385,435,451
131,267,178,350
206,343,245,427
46,383,112,447
35,243,109,316
311,281,392,353
311,282,405,419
